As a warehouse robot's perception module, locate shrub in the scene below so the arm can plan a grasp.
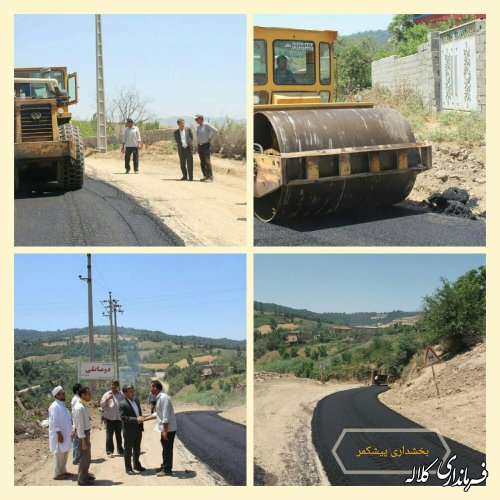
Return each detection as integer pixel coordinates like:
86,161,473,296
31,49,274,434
212,118,246,158
360,85,485,146
422,266,486,352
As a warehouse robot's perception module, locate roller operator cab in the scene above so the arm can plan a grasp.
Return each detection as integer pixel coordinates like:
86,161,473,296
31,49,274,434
253,27,432,222
14,67,84,192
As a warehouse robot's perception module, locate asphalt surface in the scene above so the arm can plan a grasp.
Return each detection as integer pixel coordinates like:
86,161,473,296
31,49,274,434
312,386,486,486
254,202,486,246
15,177,184,246
176,411,246,485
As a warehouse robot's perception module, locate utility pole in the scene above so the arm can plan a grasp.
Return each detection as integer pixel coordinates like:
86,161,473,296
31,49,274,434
95,14,107,152
79,254,95,392
101,292,115,364
101,293,124,381
112,299,123,380
78,255,95,361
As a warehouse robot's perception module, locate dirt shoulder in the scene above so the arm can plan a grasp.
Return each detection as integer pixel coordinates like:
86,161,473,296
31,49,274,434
253,372,359,485
84,150,246,246
175,403,246,426
409,142,485,216
379,343,486,453
15,416,226,486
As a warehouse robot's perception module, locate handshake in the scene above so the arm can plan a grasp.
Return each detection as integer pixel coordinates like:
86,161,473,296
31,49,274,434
137,416,145,424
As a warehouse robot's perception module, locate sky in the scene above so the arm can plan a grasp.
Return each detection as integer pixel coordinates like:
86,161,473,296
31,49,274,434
254,14,394,36
254,254,485,314
14,15,246,120
15,254,246,340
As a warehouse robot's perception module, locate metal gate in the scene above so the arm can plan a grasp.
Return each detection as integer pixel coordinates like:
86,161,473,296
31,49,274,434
440,22,478,111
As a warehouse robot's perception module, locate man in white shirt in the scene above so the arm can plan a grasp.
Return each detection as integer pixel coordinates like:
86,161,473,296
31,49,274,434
194,114,218,182
48,386,73,480
71,383,82,465
121,118,143,174
73,386,95,486
173,118,194,181
143,380,177,476
100,380,125,456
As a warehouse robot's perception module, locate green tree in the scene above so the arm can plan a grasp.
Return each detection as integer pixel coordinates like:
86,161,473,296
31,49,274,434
336,37,380,96
318,345,328,358
290,347,299,358
387,15,476,57
270,317,278,334
388,14,418,43
422,266,486,352
266,334,281,352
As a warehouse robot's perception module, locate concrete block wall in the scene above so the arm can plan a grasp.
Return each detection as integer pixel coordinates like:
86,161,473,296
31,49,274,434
372,20,486,115
372,32,440,110
475,19,486,115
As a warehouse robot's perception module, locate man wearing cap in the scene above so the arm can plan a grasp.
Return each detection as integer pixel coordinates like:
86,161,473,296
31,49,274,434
173,118,194,181
73,386,95,486
121,118,143,174
48,386,74,481
100,380,125,457
194,114,218,182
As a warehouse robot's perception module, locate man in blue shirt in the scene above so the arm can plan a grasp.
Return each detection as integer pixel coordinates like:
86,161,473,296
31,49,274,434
275,55,296,84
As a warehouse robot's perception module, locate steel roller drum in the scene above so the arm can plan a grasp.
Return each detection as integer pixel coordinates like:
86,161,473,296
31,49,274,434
254,107,424,222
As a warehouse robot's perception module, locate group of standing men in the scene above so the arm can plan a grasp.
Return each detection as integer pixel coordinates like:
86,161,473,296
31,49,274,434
122,115,218,182
48,379,177,485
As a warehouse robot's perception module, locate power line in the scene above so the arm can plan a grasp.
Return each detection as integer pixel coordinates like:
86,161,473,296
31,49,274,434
16,287,245,308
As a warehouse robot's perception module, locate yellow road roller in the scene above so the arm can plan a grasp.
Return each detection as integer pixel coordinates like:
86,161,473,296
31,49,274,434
254,26,432,222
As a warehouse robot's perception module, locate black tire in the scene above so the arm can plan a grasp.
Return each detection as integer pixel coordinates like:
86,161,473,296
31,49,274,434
14,166,20,192
57,123,84,190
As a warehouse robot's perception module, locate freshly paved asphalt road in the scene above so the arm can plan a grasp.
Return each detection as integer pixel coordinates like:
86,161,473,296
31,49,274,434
254,203,486,246
176,411,246,486
15,177,184,246
312,386,486,486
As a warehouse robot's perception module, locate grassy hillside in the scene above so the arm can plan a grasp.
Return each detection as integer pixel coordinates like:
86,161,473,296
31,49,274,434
15,326,243,349
255,266,485,383
254,303,424,382
254,301,420,327
14,327,246,417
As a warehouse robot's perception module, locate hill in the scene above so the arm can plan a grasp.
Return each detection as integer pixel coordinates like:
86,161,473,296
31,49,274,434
254,301,424,382
254,301,420,327
342,29,391,47
14,326,246,413
14,326,244,349
380,342,486,453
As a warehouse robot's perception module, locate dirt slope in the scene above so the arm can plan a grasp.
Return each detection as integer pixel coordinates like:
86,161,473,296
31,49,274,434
253,372,359,485
84,152,246,246
409,143,486,216
380,343,486,452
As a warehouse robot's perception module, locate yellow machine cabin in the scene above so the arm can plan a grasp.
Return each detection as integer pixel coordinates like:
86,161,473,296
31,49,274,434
253,26,432,222
14,67,84,191
254,26,339,106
